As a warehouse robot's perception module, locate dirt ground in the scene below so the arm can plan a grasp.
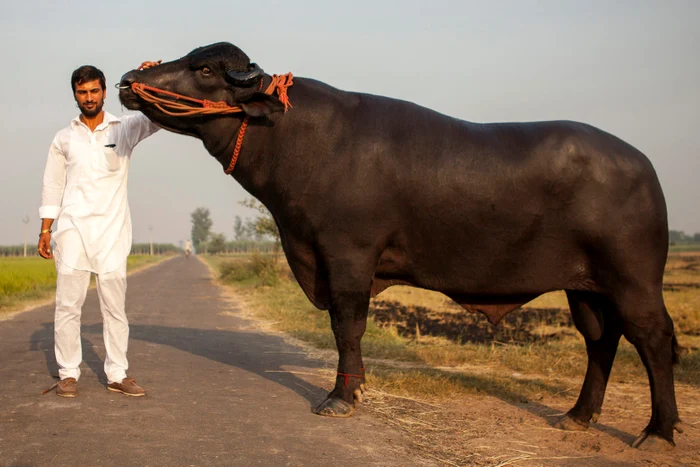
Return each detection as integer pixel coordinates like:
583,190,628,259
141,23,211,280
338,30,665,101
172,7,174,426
264,340,700,467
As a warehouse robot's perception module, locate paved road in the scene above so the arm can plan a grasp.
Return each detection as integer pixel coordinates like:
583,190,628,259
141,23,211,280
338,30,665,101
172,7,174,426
0,256,426,467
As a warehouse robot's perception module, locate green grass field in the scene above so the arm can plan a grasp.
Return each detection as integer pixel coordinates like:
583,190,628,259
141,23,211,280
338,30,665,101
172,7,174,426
0,257,56,309
0,255,169,312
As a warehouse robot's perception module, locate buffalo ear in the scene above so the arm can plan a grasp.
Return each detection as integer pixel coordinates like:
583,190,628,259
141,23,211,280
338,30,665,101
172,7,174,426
239,92,285,117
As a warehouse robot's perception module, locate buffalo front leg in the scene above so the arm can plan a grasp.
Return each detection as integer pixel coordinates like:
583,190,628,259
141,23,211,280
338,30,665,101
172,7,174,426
315,290,370,417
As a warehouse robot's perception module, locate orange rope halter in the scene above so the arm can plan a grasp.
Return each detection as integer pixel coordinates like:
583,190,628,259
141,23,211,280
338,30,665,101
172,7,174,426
130,68,293,173
131,82,246,117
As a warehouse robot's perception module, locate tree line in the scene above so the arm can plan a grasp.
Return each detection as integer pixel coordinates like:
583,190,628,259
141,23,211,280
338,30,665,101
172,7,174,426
190,199,281,255
3,225,697,257
669,230,700,245
0,243,181,257
129,243,183,255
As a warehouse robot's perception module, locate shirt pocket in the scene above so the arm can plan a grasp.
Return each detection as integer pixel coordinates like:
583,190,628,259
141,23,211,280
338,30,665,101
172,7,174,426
102,146,122,172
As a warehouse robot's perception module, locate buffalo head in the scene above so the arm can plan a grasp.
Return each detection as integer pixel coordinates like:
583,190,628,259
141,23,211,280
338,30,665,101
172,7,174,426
118,42,285,137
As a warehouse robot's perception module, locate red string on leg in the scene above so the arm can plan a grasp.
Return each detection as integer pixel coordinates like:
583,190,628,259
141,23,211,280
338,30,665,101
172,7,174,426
337,372,363,388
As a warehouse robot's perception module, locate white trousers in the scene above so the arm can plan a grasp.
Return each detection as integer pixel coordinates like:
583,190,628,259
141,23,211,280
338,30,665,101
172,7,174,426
54,258,128,384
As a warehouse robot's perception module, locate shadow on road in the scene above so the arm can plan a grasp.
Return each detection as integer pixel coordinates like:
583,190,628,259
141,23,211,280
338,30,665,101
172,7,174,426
29,321,330,410
30,322,108,385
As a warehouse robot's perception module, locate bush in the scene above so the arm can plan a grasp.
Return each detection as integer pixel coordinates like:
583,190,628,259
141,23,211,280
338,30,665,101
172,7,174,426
218,254,281,286
251,253,280,286
208,233,228,254
219,260,255,282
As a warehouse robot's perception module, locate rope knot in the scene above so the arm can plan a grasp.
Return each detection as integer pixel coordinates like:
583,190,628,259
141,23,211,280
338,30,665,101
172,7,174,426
203,100,229,109
270,73,294,112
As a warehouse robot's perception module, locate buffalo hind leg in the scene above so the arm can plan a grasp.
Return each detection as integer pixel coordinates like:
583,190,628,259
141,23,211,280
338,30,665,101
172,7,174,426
314,256,373,417
618,293,681,450
557,291,622,431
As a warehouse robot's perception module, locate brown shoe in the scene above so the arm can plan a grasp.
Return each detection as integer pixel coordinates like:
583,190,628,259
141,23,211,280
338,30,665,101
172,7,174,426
57,377,78,398
107,378,146,397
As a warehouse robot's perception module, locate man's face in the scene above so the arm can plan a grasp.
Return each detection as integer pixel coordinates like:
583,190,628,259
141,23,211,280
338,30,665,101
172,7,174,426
74,79,105,118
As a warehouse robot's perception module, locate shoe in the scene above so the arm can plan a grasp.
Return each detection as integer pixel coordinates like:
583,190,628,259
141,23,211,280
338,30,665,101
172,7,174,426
57,377,78,398
107,378,146,397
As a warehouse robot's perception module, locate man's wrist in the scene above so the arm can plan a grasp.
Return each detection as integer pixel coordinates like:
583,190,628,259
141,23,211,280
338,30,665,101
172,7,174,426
40,229,52,236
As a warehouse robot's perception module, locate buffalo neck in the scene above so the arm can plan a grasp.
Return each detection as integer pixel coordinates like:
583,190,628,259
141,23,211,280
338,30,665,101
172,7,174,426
198,107,286,208
198,77,329,218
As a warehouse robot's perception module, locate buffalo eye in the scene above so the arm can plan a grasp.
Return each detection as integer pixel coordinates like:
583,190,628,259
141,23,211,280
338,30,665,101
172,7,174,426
201,66,212,76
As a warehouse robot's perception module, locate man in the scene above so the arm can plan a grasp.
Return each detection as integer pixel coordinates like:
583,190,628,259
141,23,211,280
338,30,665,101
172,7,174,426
38,63,160,397
184,239,192,258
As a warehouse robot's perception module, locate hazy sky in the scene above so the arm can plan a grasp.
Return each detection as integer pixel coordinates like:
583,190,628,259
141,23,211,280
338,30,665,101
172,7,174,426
1,1,698,246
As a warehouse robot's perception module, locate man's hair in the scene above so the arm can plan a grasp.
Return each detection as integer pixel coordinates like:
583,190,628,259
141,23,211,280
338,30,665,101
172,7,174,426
71,65,106,92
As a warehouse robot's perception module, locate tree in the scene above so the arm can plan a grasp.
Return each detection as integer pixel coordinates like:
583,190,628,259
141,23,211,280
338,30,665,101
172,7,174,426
240,199,280,244
668,230,688,245
234,215,247,241
191,207,213,249
240,198,281,259
694,233,700,244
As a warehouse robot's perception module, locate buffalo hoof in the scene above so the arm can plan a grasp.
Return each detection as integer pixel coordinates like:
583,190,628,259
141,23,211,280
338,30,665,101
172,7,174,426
631,422,683,451
555,414,589,431
591,412,600,423
314,397,355,418
632,433,675,451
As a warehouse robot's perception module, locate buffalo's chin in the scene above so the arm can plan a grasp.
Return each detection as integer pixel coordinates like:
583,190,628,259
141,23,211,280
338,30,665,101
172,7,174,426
118,91,142,110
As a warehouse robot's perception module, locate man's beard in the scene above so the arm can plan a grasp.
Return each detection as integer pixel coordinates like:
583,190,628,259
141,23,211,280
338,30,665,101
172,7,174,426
79,100,104,118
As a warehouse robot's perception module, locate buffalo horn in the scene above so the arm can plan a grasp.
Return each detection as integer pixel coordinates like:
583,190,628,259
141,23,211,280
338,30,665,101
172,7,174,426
226,63,265,86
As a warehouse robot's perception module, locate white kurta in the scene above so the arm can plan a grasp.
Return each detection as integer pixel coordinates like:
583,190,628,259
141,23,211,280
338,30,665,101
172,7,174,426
39,111,159,274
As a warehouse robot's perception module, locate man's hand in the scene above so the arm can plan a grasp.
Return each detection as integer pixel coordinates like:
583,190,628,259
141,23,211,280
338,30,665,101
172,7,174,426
137,60,162,71
38,233,53,259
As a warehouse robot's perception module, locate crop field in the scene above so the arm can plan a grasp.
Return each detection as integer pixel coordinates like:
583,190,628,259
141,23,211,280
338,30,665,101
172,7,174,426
0,255,171,313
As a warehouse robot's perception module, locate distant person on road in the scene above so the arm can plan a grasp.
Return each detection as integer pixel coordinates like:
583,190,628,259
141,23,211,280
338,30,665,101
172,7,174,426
184,239,193,258
38,63,161,398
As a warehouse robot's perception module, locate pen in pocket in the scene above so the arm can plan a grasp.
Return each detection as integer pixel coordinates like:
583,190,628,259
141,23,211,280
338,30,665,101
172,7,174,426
104,144,116,148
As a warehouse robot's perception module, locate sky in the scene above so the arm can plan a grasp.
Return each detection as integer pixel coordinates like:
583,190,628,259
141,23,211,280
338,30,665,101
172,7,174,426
0,0,698,246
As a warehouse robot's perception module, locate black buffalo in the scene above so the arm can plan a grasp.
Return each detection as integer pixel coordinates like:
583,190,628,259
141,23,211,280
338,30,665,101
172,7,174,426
118,42,682,450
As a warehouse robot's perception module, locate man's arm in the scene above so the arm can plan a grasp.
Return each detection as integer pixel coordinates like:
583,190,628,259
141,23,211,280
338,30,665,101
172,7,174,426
123,112,161,149
38,136,66,259
123,59,162,149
